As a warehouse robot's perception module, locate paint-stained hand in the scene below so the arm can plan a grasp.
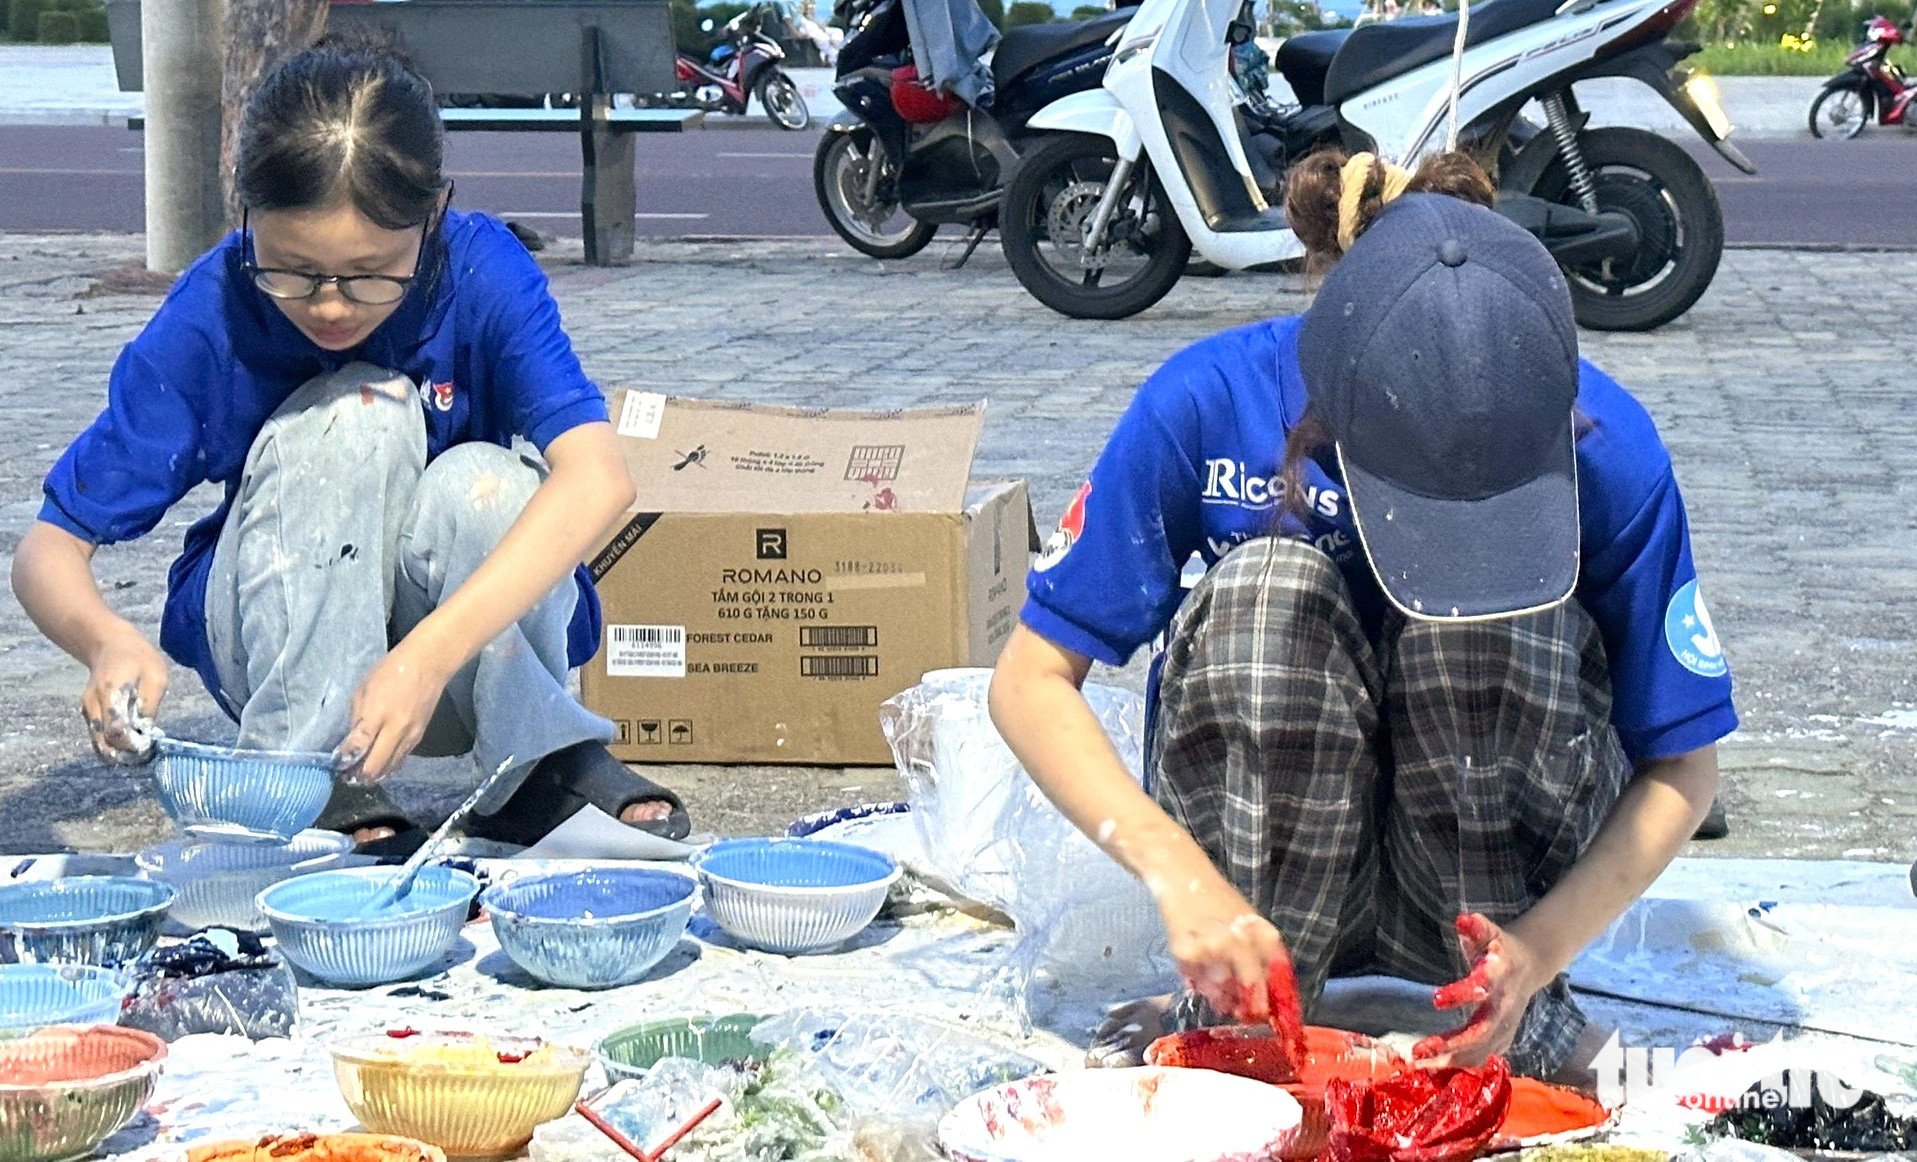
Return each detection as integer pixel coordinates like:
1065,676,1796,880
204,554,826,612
1413,912,1548,1068
83,625,167,763
336,640,452,782
1155,868,1286,1024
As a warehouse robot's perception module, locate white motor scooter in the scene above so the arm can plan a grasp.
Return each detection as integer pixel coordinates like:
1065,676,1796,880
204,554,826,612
999,0,1754,327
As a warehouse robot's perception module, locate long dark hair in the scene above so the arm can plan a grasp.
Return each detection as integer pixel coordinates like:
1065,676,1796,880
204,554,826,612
235,34,446,230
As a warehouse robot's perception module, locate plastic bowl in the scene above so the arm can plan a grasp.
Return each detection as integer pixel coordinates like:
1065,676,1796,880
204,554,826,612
0,878,174,967
0,966,130,1036
187,1134,445,1162
691,838,899,954
151,737,337,845
594,1014,765,1084
939,1067,1304,1162
257,866,480,987
330,1032,589,1157
136,831,357,932
0,1025,166,1162
482,868,695,990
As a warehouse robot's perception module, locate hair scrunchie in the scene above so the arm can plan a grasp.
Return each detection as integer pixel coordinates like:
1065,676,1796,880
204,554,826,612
1336,152,1414,253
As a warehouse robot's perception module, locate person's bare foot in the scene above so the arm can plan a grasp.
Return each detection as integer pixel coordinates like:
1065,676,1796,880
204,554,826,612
352,824,399,844
618,800,673,826
1088,994,1176,1067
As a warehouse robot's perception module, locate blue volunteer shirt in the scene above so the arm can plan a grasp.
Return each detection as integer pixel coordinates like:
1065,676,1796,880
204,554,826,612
38,209,607,709
1024,316,1738,764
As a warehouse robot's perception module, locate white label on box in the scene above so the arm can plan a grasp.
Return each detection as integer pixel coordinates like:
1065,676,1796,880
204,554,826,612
606,624,686,678
617,392,667,440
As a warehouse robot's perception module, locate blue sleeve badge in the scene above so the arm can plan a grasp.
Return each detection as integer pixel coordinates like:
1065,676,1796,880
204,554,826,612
1663,579,1728,678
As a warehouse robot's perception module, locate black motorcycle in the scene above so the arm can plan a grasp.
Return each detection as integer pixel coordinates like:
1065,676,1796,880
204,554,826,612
813,0,1137,260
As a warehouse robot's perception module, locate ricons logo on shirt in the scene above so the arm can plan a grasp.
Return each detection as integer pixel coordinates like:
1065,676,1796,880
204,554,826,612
1201,458,1342,517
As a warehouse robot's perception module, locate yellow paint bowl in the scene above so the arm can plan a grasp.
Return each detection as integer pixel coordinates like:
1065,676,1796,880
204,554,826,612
330,1032,589,1158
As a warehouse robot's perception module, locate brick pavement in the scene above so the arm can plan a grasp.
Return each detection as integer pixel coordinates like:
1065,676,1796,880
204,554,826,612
0,232,1911,860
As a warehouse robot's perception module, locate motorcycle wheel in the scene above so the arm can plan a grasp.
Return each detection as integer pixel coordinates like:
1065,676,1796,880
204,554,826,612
1530,127,1723,332
999,132,1191,320
813,129,938,259
1807,86,1871,138
757,73,811,131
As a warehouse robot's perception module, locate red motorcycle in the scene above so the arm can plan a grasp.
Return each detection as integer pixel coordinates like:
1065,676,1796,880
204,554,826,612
1808,15,1915,138
637,2,811,130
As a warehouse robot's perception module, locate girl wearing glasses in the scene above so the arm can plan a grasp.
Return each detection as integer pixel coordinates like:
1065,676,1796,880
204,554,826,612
12,38,690,852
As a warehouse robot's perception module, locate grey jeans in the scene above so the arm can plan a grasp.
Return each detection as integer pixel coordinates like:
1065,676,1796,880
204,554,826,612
205,363,614,824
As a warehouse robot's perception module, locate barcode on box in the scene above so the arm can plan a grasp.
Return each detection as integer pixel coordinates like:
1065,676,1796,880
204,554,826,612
800,626,879,648
607,624,686,678
801,655,880,679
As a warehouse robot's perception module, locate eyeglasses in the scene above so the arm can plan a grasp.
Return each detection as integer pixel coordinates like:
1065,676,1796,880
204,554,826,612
240,199,445,306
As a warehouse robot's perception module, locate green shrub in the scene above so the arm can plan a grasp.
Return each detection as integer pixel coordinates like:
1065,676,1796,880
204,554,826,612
56,0,107,40
1070,4,1106,17
37,8,78,41
8,0,47,40
978,0,1005,28
1006,0,1054,25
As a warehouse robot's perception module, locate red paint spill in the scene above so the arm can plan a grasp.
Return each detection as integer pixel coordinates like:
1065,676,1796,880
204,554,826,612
384,1029,420,1039
495,1051,529,1064
1327,1056,1512,1162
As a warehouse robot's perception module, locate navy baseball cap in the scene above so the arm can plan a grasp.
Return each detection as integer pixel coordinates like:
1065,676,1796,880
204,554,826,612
1298,194,1581,621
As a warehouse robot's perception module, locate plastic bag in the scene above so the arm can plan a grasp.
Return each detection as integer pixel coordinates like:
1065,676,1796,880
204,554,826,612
120,929,299,1041
747,1008,1045,1123
878,669,1174,1020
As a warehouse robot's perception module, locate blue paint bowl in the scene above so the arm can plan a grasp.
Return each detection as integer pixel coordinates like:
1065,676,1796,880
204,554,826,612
257,865,480,987
150,738,337,845
482,868,696,990
0,965,131,1035
691,838,900,954
0,878,174,967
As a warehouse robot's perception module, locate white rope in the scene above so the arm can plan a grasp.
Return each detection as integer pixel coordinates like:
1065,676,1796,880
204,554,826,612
1445,0,1471,150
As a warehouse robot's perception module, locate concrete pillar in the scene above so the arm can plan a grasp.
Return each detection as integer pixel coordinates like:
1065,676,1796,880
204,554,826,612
142,0,225,274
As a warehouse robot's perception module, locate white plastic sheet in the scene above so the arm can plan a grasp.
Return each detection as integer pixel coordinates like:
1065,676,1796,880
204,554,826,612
878,669,1174,1022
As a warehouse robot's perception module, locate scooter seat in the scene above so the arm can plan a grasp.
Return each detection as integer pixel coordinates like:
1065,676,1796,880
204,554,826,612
1323,0,1561,105
992,6,1138,88
1275,30,1350,107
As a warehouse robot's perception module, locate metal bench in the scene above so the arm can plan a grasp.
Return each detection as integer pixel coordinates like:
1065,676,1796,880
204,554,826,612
107,0,690,264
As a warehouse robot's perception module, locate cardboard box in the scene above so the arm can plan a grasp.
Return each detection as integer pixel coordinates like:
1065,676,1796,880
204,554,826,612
582,392,1032,765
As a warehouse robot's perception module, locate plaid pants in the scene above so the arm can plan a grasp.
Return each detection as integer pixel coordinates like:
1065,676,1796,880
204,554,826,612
1151,537,1634,1077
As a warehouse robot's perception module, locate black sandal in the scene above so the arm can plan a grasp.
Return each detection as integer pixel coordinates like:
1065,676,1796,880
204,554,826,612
317,782,431,862
463,741,691,845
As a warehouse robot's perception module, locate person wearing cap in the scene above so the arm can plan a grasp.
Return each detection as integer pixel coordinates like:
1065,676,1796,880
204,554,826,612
988,151,1737,1080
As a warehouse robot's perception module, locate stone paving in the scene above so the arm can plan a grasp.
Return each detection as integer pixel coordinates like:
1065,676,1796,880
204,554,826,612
0,231,1912,861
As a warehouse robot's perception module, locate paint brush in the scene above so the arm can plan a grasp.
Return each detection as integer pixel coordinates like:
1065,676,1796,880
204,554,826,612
359,758,516,916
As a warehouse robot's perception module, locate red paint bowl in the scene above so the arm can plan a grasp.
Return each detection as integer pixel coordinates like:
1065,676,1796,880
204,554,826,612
0,1025,166,1162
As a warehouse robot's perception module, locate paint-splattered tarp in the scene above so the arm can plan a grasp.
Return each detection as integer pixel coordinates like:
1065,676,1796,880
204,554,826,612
57,856,1082,1162
10,854,1915,1160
